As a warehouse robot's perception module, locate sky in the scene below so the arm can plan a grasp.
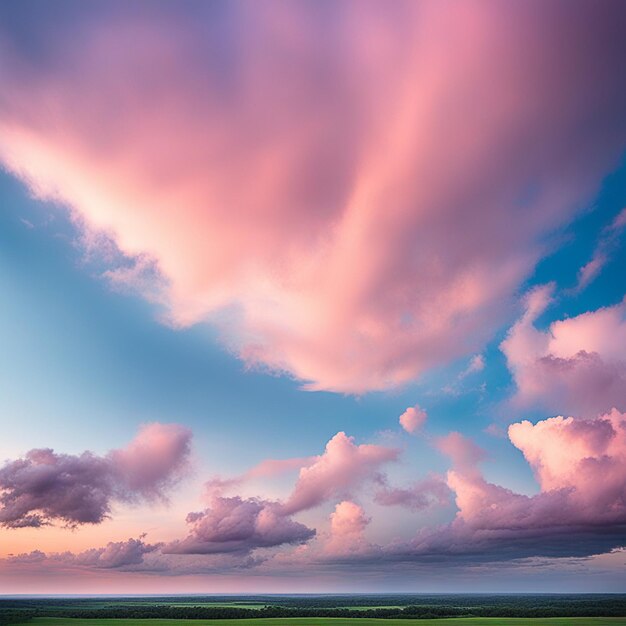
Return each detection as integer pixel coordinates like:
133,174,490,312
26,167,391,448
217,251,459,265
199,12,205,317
1,0,626,594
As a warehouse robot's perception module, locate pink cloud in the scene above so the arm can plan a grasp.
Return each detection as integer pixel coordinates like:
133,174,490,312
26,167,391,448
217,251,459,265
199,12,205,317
325,501,370,555
576,254,607,292
502,288,626,416
399,405,427,434
204,456,319,498
109,423,192,499
281,432,399,514
245,457,315,480
509,409,626,507
450,423,622,534
0,423,191,528
406,410,626,561
1,2,625,392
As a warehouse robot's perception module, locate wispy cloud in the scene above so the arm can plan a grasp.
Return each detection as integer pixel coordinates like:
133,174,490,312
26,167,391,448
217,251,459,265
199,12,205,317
575,207,626,292
1,2,625,392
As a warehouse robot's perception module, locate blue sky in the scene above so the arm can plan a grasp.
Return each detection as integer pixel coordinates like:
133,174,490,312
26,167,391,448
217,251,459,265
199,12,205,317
3,160,625,472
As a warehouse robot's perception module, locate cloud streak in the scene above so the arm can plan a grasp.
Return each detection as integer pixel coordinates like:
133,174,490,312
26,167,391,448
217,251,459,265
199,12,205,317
576,207,626,292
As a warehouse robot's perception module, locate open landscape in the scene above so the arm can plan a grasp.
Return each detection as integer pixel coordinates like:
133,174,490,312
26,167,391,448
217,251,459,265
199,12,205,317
2,596,626,625
1,2,626,625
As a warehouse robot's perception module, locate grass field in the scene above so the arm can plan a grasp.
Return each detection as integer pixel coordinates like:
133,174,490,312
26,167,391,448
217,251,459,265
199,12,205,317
29,618,626,626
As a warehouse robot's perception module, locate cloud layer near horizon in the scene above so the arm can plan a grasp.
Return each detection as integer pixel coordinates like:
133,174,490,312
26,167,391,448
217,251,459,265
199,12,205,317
1,0,626,392
7,410,626,575
0,423,191,528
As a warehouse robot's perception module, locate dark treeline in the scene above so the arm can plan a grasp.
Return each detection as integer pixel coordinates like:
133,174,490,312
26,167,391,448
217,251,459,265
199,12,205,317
4,593,626,609
2,594,626,624
0,611,32,626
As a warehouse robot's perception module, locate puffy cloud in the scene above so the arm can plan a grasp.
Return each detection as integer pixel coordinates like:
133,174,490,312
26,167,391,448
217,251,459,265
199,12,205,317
179,432,396,559
325,501,370,555
502,288,626,416
305,413,626,568
0,423,191,528
7,413,626,574
374,474,450,510
399,405,427,434
1,1,625,392
509,410,626,510
400,411,626,562
0,450,112,528
164,495,315,556
281,432,399,514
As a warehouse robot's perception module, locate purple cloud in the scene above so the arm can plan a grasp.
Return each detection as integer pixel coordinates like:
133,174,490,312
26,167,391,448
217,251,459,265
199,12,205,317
164,495,315,556
8,536,160,569
0,423,191,528
374,474,451,510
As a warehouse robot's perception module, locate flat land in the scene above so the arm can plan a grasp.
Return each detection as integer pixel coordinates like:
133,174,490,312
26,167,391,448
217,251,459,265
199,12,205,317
29,618,626,626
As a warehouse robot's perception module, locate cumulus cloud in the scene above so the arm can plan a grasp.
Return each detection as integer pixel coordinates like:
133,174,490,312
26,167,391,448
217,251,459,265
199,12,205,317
164,495,315,556
388,411,626,563
0,423,191,528
502,287,626,416
169,432,397,558
509,410,626,505
399,405,427,434
413,410,626,561
310,412,626,569
281,432,399,514
7,414,626,575
325,501,371,555
1,1,625,392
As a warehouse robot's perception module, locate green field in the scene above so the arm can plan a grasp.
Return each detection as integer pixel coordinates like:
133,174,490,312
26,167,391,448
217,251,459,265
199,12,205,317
29,618,626,626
